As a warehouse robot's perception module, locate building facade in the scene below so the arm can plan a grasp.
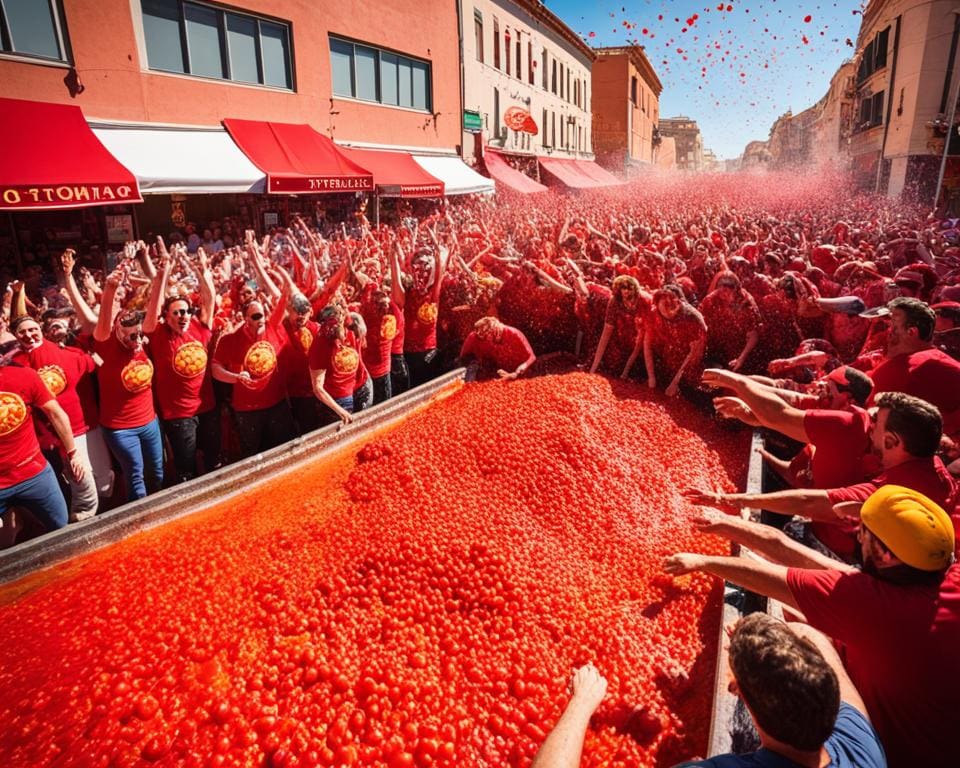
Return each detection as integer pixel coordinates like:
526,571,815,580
658,116,703,171
461,0,595,170
847,0,960,200
590,45,662,175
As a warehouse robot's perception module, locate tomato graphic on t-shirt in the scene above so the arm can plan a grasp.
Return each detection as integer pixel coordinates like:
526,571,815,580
120,358,154,393
333,346,359,375
296,326,314,354
172,341,208,379
417,302,438,326
243,341,277,379
381,314,397,342
37,365,67,396
0,392,27,436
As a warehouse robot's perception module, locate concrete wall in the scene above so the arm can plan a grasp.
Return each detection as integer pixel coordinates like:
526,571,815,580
461,0,593,160
0,0,461,150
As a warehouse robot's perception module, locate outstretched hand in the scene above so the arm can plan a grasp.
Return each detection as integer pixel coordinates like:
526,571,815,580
567,664,607,715
682,487,739,512
663,552,706,576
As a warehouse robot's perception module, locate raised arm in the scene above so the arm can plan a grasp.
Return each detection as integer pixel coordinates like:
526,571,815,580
56,249,98,333
701,368,809,443
93,268,125,343
141,256,172,335
390,242,406,308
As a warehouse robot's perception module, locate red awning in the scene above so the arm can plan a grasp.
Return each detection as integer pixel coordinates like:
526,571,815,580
538,157,604,190
483,151,547,194
339,146,444,198
223,119,373,194
0,97,141,210
573,160,623,186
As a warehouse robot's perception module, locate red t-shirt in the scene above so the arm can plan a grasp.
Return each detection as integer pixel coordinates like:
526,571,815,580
390,295,406,356
647,305,707,383
0,365,54,488
213,324,288,412
308,329,363,400
282,318,321,399
459,326,535,373
403,289,438,353
93,336,156,429
12,340,95,438
868,348,960,435
787,565,960,768
360,296,400,379
700,290,762,363
148,321,215,420
603,295,650,370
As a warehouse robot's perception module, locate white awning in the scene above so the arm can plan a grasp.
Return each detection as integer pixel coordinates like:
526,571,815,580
411,155,494,196
90,124,265,194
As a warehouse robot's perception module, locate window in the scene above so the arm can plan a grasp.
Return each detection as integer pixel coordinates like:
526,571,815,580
551,60,557,94
566,69,570,102
551,112,556,147
494,87,500,138
329,36,432,111
857,90,884,130
541,49,547,89
504,28,510,76
528,41,534,85
493,18,500,69
473,9,483,63
630,75,637,105
856,26,890,83
515,37,521,80
0,0,67,61
559,63,564,99
542,108,548,147
141,1,292,88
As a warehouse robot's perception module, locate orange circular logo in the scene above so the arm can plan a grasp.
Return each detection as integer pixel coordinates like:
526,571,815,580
121,358,154,393
37,365,67,396
0,392,27,437
172,341,208,379
297,326,314,353
417,302,438,325
381,314,397,342
332,345,359,375
243,341,277,379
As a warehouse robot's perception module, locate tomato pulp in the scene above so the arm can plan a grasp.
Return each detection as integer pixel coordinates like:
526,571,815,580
0,373,747,767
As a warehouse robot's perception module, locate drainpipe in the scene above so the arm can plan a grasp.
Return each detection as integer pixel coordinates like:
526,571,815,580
875,15,901,193
455,0,466,160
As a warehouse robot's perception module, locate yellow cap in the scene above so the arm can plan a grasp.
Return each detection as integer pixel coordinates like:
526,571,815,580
861,485,955,572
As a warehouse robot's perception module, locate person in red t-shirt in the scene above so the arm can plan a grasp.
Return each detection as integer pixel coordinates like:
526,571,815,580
386,242,410,397
0,341,85,532
665,485,959,768
308,305,370,425
357,283,401,404
93,268,163,501
699,272,762,373
866,297,960,436
283,294,322,435
643,285,706,397
212,284,294,459
459,317,536,381
400,240,446,387
10,315,100,521
143,253,219,483
589,275,650,378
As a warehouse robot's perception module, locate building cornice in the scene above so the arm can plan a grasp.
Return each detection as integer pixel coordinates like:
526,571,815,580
593,45,663,94
512,0,597,62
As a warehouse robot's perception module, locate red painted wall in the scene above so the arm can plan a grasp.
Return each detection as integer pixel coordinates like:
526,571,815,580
0,0,461,150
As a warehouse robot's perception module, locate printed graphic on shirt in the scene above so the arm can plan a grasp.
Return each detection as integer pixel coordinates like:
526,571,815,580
0,392,27,436
417,302,438,325
381,314,397,341
333,346,360,375
120,358,154,393
296,326,314,354
37,364,67,396
172,341,208,379
244,341,278,379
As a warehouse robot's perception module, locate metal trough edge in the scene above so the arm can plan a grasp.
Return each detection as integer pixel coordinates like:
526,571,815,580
0,369,466,586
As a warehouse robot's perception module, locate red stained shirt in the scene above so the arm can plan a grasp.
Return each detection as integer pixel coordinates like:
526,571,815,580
282,319,321,399
213,324,288,412
93,336,156,429
0,365,54,488
360,297,401,379
12,340,96,438
787,564,960,768
647,305,707,383
148,321,215,420
403,289,438,353
602,295,650,370
308,330,364,400
459,326,535,373
868,348,960,435
700,290,762,364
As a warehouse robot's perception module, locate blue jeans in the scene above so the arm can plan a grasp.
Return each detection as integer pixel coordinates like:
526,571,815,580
0,463,68,530
103,418,164,501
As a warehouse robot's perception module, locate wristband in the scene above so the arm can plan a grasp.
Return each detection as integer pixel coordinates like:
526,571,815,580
66,448,78,458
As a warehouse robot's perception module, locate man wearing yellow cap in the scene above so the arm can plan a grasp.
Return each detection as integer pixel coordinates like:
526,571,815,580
664,485,959,768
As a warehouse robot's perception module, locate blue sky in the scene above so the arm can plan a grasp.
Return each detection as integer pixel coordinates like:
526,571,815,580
546,0,866,159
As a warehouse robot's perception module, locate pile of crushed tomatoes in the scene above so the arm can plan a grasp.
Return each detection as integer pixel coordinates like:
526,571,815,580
0,373,747,767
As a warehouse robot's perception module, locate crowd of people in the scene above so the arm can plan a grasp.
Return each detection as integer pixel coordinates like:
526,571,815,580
2,169,960,765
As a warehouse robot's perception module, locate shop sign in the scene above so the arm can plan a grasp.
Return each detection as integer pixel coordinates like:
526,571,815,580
105,214,135,244
503,107,538,135
268,176,374,193
464,110,483,132
0,184,137,210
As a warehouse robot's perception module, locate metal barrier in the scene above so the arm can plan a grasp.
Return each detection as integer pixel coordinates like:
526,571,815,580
0,369,466,586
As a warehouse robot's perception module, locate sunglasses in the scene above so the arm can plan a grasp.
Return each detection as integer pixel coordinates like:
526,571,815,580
122,330,144,341
170,308,191,317
247,313,264,321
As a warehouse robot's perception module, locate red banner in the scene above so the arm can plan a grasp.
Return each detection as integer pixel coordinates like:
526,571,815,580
0,183,139,210
268,176,374,193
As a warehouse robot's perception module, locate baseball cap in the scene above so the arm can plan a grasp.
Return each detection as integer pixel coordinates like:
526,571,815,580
861,485,955,572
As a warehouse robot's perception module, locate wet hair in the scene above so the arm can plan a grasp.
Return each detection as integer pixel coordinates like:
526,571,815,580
162,295,192,314
653,284,685,304
41,307,76,323
728,614,839,752
830,366,873,407
290,294,312,315
10,314,40,333
876,391,942,457
887,297,935,342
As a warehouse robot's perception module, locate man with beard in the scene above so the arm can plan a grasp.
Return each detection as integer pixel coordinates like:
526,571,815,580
665,484,958,768
283,293,323,434
143,252,218,483
212,280,293,458
308,305,370,425
400,240,446,388
10,315,99,520
92,268,163,500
